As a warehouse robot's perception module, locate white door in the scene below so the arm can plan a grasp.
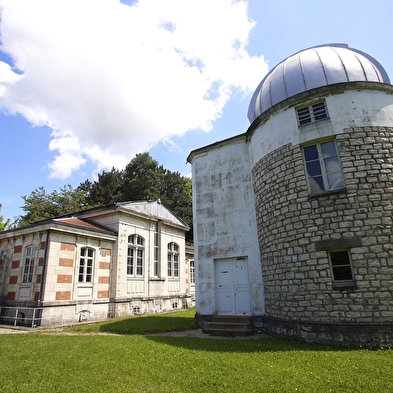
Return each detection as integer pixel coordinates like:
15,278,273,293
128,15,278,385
215,258,251,315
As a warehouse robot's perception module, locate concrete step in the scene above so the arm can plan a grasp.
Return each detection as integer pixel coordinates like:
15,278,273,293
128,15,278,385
203,315,254,337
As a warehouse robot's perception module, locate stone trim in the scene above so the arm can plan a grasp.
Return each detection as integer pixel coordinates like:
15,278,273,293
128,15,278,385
315,237,362,251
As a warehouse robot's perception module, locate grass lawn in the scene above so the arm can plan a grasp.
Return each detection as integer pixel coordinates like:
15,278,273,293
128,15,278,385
1,309,392,393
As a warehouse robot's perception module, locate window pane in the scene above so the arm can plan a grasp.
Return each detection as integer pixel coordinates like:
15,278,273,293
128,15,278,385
330,251,350,266
79,262,84,281
324,156,340,173
127,248,134,275
304,145,319,161
308,176,325,193
306,160,322,176
321,141,336,157
332,266,353,280
327,173,345,190
86,265,92,282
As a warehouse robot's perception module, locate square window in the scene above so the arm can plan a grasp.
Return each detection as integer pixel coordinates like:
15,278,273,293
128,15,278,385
328,250,356,286
303,140,345,194
297,101,328,125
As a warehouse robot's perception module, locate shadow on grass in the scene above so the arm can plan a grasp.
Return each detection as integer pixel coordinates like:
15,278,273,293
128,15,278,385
143,334,346,353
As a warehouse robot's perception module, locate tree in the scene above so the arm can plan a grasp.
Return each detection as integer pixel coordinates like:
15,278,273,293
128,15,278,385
157,171,193,241
122,153,164,201
18,185,92,227
86,168,124,205
0,215,12,231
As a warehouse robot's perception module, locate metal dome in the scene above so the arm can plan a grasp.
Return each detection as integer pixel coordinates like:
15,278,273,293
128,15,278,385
248,44,390,123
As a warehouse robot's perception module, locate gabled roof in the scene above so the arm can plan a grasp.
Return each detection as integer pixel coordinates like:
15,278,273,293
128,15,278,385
116,200,189,230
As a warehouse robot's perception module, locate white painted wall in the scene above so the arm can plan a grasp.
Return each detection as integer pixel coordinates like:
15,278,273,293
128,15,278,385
191,137,265,316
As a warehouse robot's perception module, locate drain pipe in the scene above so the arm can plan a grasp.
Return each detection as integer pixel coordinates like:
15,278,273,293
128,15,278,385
36,229,50,326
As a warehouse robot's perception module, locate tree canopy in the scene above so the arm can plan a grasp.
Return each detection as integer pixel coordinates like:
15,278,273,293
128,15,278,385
0,215,12,231
17,153,193,241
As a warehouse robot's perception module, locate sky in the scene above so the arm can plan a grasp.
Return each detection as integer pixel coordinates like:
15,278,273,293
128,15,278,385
1,0,393,223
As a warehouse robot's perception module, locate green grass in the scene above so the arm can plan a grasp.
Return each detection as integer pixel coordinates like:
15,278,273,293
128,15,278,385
1,309,393,393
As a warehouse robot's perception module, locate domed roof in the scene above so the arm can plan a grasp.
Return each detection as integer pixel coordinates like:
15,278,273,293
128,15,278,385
248,44,390,123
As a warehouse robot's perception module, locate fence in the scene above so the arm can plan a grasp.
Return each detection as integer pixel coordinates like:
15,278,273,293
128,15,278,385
0,306,44,328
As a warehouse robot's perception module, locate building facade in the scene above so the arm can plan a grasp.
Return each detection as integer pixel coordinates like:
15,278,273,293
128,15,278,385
188,44,393,347
0,201,192,326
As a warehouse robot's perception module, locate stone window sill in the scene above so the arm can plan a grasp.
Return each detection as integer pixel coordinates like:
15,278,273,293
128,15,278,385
332,280,357,289
308,188,347,199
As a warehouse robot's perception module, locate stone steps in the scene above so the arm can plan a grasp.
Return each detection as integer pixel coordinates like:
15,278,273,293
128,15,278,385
203,315,254,337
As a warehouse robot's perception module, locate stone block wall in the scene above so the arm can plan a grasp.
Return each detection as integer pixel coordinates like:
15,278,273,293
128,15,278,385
252,126,393,345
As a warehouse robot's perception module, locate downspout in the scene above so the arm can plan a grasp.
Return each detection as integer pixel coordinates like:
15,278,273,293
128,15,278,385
36,230,50,325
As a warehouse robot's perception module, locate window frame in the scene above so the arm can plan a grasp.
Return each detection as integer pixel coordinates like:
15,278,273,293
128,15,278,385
297,100,328,126
127,234,145,277
153,222,159,277
22,245,36,284
302,139,346,195
78,247,94,284
167,242,180,278
328,249,356,287
189,260,195,284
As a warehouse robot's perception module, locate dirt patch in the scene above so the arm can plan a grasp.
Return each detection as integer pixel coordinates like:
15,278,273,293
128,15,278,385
0,325,270,339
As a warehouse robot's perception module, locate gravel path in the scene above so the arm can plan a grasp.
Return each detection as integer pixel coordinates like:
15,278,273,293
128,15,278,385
0,325,269,339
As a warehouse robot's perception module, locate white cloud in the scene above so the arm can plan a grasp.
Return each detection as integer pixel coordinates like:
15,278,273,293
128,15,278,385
0,0,268,178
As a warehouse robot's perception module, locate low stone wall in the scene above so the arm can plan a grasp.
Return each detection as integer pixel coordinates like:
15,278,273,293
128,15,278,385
256,316,393,348
196,313,393,347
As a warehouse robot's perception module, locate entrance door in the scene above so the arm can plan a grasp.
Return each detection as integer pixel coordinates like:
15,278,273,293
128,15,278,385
215,258,251,315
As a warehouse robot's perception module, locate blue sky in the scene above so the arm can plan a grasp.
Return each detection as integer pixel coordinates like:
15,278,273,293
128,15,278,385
1,0,393,222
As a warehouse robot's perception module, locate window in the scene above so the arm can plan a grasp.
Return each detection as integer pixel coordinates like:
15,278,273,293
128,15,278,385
167,242,179,278
79,247,94,283
297,101,328,125
189,260,195,284
127,235,144,276
153,222,159,276
328,250,355,286
23,245,36,283
303,140,345,194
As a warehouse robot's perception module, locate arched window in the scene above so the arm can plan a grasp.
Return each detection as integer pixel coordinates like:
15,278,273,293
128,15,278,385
127,235,144,276
23,245,36,283
79,247,94,283
167,242,179,278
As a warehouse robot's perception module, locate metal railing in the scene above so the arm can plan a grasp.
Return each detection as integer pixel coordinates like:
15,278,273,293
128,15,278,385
0,306,44,328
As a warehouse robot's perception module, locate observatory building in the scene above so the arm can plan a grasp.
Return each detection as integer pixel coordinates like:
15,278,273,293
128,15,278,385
188,44,393,347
